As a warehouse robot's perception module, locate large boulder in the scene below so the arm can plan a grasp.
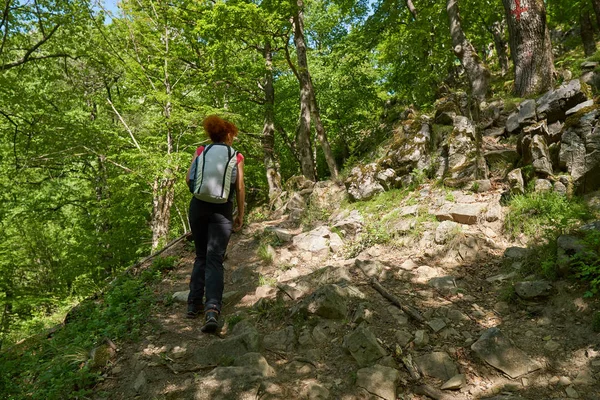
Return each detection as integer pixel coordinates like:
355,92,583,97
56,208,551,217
443,116,488,186
536,79,589,123
559,108,600,193
507,168,525,195
381,119,432,177
345,163,385,201
309,181,348,212
536,79,587,123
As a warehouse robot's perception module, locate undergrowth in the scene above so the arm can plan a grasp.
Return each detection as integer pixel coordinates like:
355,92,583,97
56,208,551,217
0,256,173,400
505,192,592,239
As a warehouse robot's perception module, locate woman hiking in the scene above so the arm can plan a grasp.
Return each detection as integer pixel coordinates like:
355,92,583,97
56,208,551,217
185,115,245,333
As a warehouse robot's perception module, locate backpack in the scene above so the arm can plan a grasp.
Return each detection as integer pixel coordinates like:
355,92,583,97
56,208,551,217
188,144,238,203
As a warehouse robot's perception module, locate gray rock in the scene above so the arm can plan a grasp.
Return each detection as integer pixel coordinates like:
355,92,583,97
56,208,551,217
293,226,333,256
199,321,260,364
376,168,398,191
353,303,374,324
172,290,189,303
427,318,447,333
471,327,541,378
449,203,484,225
514,281,552,299
444,116,488,186
506,112,520,134
234,353,276,377
547,121,564,144
343,325,388,367
544,340,561,352
566,386,580,398
441,374,466,390
383,121,432,178
471,179,492,192
388,306,409,326
263,326,296,352
537,79,589,123
531,134,553,176
534,179,553,192
554,181,568,195
395,330,413,347
414,330,429,347
559,109,600,193
518,99,537,126
345,163,385,201
300,284,348,319
566,100,595,117
428,276,457,291
356,365,400,400
265,227,294,242
414,352,459,381
486,202,503,222
435,220,460,244
331,209,364,235
507,169,525,195
581,61,598,70
303,381,330,399
310,180,349,212
312,320,341,344
133,370,147,393
504,246,530,261
436,111,456,125
485,149,520,167
195,366,263,399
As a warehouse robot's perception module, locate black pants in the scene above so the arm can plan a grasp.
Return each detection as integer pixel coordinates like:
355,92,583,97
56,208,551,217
187,198,233,312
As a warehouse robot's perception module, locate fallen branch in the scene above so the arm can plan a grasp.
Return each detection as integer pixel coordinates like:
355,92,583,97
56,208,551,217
172,364,217,374
369,277,425,324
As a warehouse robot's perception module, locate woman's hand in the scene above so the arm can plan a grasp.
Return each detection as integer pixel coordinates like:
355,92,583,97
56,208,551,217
233,214,244,232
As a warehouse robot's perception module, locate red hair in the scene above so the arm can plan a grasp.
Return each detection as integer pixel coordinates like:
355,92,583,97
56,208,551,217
202,115,238,143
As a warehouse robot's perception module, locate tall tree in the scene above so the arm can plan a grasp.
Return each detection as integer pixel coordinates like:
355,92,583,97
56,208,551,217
289,0,338,180
502,0,554,96
581,3,597,56
446,0,491,102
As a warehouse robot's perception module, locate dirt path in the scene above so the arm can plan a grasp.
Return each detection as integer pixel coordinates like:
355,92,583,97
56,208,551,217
93,186,600,400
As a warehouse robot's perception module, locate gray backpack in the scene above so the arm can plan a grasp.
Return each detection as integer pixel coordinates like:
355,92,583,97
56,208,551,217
188,144,238,203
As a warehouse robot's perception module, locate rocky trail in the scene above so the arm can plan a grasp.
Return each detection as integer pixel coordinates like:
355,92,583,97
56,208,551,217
92,181,600,400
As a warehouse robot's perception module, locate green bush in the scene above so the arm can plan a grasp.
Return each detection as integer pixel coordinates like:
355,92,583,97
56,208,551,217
0,261,164,399
572,230,600,297
505,192,592,239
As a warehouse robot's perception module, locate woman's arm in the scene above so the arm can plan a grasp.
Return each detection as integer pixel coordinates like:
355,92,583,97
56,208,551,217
186,154,198,186
233,159,245,232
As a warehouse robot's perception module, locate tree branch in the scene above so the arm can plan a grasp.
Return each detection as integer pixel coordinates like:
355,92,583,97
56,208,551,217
0,24,65,71
107,99,142,151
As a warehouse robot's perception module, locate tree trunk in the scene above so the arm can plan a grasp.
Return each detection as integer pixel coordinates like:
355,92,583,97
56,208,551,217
293,0,338,181
581,8,597,56
0,290,12,350
502,0,554,96
150,24,176,252
406,0,418,20
292,5,316,181
261,41,283,208
491,20,510,77
447,0,491,102
151,175,175,252
591,0,600,31
309,86,339,179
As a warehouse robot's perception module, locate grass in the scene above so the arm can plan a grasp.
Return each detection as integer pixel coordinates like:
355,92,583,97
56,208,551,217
505,192,592,239
0,258,167,399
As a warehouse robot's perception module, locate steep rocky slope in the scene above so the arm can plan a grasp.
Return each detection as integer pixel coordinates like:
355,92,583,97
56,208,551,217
92,181,600,400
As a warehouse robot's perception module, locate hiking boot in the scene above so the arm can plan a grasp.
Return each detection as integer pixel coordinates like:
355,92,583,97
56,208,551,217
186,303,203,319
200,309,219,333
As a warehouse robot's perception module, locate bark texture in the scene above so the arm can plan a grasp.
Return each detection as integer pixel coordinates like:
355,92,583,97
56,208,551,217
592,0,600,31
293,0,338,179
406,0,418,19
491,20,510,77
292,0,317,181
261,41,283,207
581,8,597,57
502,0,554,96
447,0,491,102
